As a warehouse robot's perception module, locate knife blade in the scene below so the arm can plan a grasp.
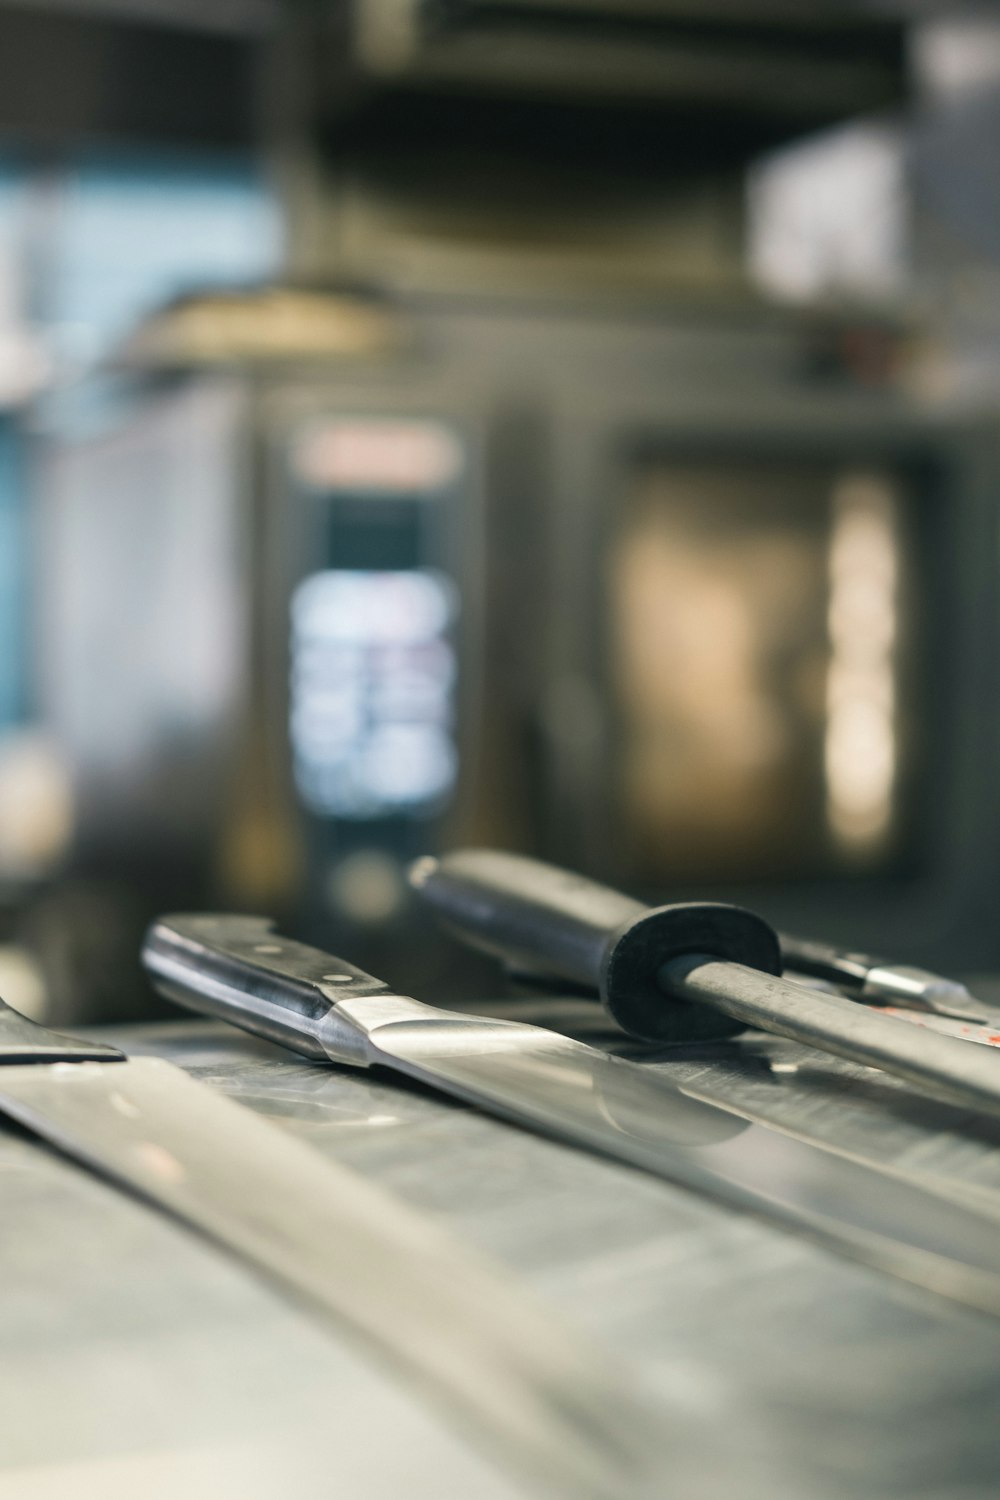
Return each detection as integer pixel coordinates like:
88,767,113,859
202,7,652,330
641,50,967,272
0,995,655,1500
144,911,1000,1319
409,850,1000,1120
872,1007,1000,1048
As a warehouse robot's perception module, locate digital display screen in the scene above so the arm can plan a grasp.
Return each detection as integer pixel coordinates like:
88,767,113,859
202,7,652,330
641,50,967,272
288,418,463,828
291,568,458,820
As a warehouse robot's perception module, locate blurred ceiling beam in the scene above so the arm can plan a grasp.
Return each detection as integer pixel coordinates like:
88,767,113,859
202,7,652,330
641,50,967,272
0,1,262,145
0,0,276,35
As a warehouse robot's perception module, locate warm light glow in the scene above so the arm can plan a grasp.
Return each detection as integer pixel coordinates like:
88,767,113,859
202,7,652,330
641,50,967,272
824,475,899,850
294,420,463,493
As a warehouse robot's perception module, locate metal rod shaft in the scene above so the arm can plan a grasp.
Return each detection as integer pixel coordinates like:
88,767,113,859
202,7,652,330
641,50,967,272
664,956,1000,1118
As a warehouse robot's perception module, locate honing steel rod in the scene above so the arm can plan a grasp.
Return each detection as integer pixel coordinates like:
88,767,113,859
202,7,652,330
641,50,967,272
411,849,1000,1119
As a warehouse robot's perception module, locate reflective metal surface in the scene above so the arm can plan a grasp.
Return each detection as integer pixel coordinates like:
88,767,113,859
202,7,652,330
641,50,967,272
144,914,1000,1317
0,1042,656,1499
7,1017,1000,1499
876,1006,1000,1051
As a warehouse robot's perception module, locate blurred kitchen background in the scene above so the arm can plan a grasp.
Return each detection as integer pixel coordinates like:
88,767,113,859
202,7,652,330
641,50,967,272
0,0,999,1022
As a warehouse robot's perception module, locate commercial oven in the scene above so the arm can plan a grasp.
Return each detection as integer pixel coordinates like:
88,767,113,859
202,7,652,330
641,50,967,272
32,287,1000,1013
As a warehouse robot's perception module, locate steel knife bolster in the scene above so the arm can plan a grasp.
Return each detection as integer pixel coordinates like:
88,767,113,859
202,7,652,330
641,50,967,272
141,913,390,1064
143,913,1000,1320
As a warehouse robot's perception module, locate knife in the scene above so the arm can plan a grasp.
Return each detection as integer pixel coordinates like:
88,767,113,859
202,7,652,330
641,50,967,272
409,850,1000,1120
779,932,1000,1027
0,990,655,1500
144,911,1000,1319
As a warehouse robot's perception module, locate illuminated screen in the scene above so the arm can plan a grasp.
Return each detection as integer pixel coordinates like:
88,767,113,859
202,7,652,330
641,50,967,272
288,417,463,827
609,460,917,882
291,568,458,820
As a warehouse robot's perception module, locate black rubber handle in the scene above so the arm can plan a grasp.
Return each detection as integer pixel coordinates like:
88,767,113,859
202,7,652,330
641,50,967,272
410,849,782,1044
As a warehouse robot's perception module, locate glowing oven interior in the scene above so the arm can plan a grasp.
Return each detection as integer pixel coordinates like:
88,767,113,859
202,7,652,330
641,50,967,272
609,459,915,882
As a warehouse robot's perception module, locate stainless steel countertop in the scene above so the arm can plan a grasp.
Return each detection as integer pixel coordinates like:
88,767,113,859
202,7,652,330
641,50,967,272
3,1007,1000,1500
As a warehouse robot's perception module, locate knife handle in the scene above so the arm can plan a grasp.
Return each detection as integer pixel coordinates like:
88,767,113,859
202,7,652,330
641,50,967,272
778,933,870,990
143,913,395,1062
410,850,781,1044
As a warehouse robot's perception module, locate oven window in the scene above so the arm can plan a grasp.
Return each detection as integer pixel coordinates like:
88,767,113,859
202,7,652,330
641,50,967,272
609,460,911,882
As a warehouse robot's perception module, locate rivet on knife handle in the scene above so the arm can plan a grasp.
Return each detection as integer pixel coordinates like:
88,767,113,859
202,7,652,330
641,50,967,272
408,849,780,1044
142,912,396,1064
